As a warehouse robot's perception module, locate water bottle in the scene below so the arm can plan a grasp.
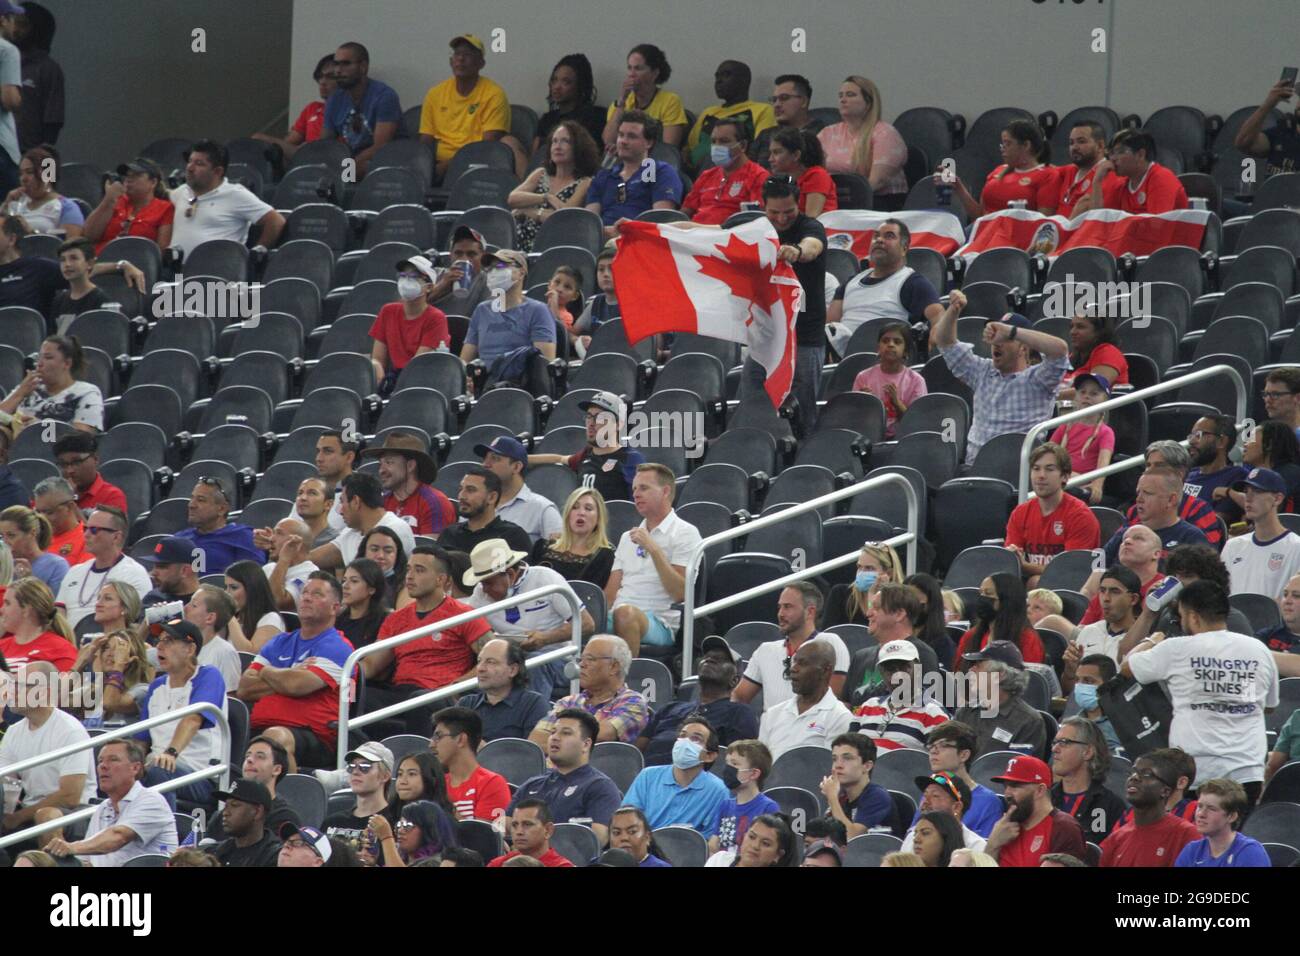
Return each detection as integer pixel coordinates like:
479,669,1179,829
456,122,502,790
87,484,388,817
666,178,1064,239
1189,197,1208,211
1009,199,1028,210
935,182,953,206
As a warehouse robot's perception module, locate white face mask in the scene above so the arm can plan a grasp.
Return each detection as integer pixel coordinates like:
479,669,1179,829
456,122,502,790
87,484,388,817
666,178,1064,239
397,277,424,301
486,268,515,293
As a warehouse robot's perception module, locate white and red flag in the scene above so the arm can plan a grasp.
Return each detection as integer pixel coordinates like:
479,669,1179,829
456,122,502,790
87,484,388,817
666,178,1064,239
818,209,966,259
611,217,804,409
955,207,1211,260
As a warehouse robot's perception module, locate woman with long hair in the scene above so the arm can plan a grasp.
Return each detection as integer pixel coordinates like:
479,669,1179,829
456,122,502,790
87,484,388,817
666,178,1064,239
387,750,459,822
817,76,908,209
368,798,460,867
0,505,68,594
602,43,688,149
509,120,599,252
903,572,956,666
1065,312,1128,388
531,486,615,587
534,53,605,151
911,810,966,867
0,576,75,670
82,155,174,254
943,118,1057,218
952,573,1045,671
767,128,838,217
823,542,904,628
0,335,103,432
224,560,284,652
337,558,389,649
1235,418,1300,512
361,525,409,609
1,144,84,236
725,813,801,867
84,627,153,724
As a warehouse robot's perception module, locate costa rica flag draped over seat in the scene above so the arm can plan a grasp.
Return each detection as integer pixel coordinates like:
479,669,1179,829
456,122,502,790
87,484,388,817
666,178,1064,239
611,217,803,409
955,207,1212,260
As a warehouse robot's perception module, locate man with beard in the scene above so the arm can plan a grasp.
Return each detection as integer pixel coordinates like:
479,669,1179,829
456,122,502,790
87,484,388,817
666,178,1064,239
321,41,400,177
1184,415,1246,524
1099,750,1199,867
984,755,1086,867
206,779,281,867
168,140,284,257
526,391,644,503
436,467,532,555
1050,121,1118,217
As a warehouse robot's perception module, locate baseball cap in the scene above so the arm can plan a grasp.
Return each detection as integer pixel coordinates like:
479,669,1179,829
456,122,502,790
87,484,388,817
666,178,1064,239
701,635,742,664
577,391,625,418
594,848,639,867
451,225,485,247
803,839,843,866
991,755,1052,786
999,312,1032,330
279,822,333,861
914,771,972,807
0,1,25,15
345,741,395,773
480,248,528,272
1233,467,1287,496
1071,372,1111,396
449,34,484,53
396,255,438,283
474,435,528,465
214,778,273,810
116,157,164,180
962,639,1025,669
136,535,193,565
159,619,203,654
878,640,920,665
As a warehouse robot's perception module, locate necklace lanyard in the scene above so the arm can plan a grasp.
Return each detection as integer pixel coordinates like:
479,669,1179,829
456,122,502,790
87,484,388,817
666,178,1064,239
78,556,120,608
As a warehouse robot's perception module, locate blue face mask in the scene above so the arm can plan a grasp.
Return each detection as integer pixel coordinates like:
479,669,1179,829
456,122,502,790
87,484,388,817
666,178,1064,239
1073,682,1099,711
671,737,703,770
854,571,878,593
710,144,734,167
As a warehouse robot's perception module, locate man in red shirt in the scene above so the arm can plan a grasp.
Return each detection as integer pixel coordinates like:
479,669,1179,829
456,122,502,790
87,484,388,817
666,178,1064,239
1005,442,1101,587
1053,121,1118,218
1092,128,1188,214
1099,750,1199,867
361,546,493,733
680,117,768,225
984,755,1087,867
362,431,456,536
487,799,576,867
369,254,450,393
434,706,511,822
35,477,90,566
53,432,128,518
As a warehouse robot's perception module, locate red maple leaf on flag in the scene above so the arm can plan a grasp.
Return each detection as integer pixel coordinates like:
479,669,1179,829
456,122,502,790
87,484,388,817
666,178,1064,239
693,231,789,327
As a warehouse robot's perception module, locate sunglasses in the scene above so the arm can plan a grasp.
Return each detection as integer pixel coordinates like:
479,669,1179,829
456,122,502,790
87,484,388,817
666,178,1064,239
395,819,416,831
196,476,229,501
926,774,962,802
616,180,628,204
185,196,198,219
346,761,375,774
766,174,796,187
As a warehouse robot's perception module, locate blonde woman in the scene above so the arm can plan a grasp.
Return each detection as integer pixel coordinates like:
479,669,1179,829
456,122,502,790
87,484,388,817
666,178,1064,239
880,851,926,867
85,627,153,725
817,76,908,209
72,580,143,671
949,848,999,867
823,542,904,628
0,504,68,594
0,576,76,670
529,487,615,588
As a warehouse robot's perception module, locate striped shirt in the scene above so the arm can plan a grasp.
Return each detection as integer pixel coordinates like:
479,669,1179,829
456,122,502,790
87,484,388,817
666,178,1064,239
852,696,951,751
533,685,650,743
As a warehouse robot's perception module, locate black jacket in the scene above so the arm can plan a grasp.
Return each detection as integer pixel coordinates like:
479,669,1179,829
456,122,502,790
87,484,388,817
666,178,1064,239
1051,778,1127,841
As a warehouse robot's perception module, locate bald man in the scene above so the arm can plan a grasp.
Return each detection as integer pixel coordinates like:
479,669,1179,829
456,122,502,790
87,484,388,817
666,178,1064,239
264,517,320,611
758,640,852,761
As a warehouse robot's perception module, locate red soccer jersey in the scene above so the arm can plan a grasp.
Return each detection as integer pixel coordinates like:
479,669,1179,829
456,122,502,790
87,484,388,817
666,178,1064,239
979,164,1059,213
77,474,129,517
998,809,1086,867
1004,493,1101,567
292,101,326,143
1101,163,1188,214
1053,165,1120,219
797,165,838,214
445,765,511,822
682,160,769,225
379,597,491,690
953,626,1045,670
0,631,77,671
384,484,457,536
1099,814,1199,867
369,303,450,371
488,848,575,868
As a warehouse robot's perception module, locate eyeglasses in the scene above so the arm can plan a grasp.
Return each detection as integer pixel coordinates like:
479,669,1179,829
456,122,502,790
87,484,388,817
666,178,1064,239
1263,390,1295,400
196,476,228,501
615,180,628,204
346,761,375,774
766,174,796,187
579,654,614,665
431,731,459,742
185,196,198,219
348,110,368,135
926,742,959,755
782,655,793,680
57,455,92,470
85,525,119,536
1051,738,1089,749
395,820,416,831
283,838,310,849
1128,768,1174,787
117,215,137,237
769,94,804,104
1187,430,1220,441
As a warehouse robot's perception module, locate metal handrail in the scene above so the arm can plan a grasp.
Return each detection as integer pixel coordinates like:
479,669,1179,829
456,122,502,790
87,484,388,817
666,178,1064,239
1017,363,1247,503
0,701,231,850
681,472,919,676
336,583,584,768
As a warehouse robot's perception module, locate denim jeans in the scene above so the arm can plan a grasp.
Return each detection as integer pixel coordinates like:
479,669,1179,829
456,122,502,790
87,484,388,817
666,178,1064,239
739,344,823,435
143,764,216,811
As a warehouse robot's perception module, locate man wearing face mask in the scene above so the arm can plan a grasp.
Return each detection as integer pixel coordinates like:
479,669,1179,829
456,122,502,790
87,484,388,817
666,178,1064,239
984,755,1086,867
369,256,450,394
1064,653,1123,754
680,117,768,225
459,248,556,397
621,716,729,837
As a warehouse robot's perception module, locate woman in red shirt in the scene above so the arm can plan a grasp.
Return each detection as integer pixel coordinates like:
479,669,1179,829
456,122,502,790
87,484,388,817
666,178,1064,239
952,572,1045,671
0,577,77,672
944,119,1058,218
253,53,339,163
1064,312,1129,391
82,157,175,255
767,127,838,218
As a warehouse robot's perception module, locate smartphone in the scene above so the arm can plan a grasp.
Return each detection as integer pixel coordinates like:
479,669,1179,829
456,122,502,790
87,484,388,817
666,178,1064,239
1282,67,1299,92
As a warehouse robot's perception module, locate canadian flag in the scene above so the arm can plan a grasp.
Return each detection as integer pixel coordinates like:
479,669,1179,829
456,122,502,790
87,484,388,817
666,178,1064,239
611,217,803,409
819,209,966,260
955,207,1211,261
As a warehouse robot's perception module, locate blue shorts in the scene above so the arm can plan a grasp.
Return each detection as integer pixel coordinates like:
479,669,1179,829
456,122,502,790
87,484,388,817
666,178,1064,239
607,608,674,647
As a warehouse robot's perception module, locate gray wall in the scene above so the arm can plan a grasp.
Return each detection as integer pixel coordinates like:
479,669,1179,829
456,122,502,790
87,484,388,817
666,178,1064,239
42,0,292,170
289,0,1292,147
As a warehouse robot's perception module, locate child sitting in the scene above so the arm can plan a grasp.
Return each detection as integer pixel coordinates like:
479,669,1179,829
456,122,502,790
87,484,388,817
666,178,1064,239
851,321,927,438
1049,372,1114,503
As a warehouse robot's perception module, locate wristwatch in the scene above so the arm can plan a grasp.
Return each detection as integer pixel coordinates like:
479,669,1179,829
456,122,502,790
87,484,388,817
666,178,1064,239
1007,324,1018,340
164,747,178,757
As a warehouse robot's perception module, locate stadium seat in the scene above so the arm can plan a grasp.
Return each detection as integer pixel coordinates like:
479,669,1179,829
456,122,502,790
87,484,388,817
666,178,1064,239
793,428,869,479
765,464,838,518
101,421,168,472
831,172,872,210
308,313,374,360
142,315,215,364
964,107,1035,162
394,350,467,400
375,388,451,446
823,515,903,586
907,247,947,294
1191,318,1268,372
532,206,604,256
815,392,886,444
1254,172,1300,214
530,245,597,297
277,774,328,826
765,786,821,835
889,430,959,492
893,107,960,175
463,386,537,436
825,248,861,287
225,314,304,362
903,176,969,225
524,462,579,509
1176,353,1253,416
747,506,823,569
281,202,350,252
347,165,426,212
1236,208,1300,257
944,544,1021,589
669,333,741,369
1221,245,1296,297
1116,316,1178,374
0,305,47,355
1134,246,1204,300
1229,592,1282,633
194,385,274,435
870,747,932,795
852,465,928,535
137,497,192,539
283,386,362,433
651,826,708,868
653,351,726,413
304,351,376,398
1242,801,1300,846
168,460,241,505
455,205,516,251
65,310,134,360
193,423,262,473
920,354,973,408
1143,105,1208,171
532,425,586,458
239,498,293,531
112,384,183,436
477,737,545,787
7,458,55,491
678,462,750,513
99,236,164,292
544,388,600,431
568,352,642,400
766,746,834,806
218,352,291,410
344,241,422,287
705,553,791,636
1036,550,1099,592
963,247,1033,290
182,239,249,282
363,204,437,249
933,478,1016,570
822,352,877,402
703,427,777,480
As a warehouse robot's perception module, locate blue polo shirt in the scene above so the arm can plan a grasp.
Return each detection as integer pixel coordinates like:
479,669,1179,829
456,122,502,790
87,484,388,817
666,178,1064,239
323,79,402,152
458,685,551,743
589,160,683,225
622,764,729,837
465,298,556,363
508,763,622,829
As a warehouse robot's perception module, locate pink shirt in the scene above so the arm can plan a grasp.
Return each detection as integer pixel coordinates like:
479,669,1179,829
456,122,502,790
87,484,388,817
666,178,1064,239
818,120,908,196
853,364,928,437
1049,420,1115,476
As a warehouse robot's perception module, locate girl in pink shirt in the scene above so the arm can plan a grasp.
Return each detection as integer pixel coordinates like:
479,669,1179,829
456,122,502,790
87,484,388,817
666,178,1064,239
852,321,927,438
1049,373,1114,503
